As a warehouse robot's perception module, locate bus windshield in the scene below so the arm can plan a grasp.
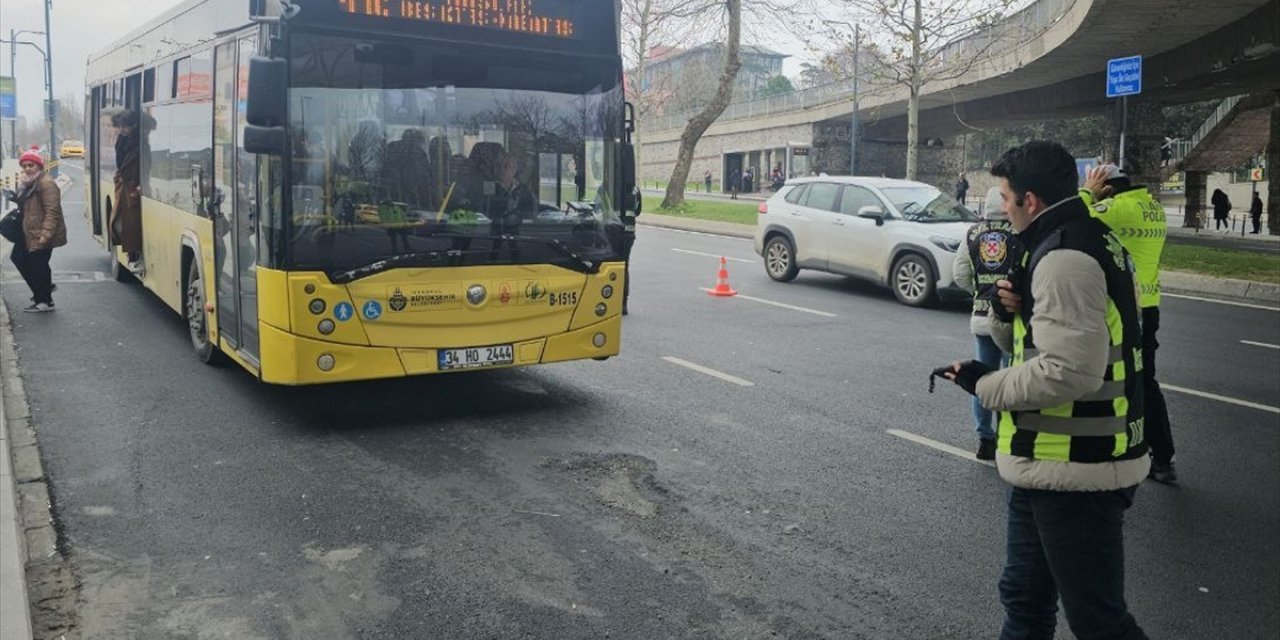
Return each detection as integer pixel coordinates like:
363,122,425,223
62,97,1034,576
286,32,625,279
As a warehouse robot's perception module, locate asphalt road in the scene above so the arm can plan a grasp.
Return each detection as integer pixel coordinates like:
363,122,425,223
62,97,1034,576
4,161,1278,639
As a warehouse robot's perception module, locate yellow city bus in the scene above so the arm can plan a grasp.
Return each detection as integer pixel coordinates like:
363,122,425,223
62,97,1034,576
84,0,634,384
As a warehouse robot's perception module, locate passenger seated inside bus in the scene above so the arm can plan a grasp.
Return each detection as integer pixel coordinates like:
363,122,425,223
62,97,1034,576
382,128,430,208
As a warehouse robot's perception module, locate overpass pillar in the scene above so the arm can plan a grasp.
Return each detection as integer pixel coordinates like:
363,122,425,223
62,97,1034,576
1106,100,1166,195
1183,171,1206,230
1268,95,1279,236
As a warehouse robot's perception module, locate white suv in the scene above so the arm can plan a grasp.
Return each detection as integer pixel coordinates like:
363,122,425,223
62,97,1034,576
753,176,978,307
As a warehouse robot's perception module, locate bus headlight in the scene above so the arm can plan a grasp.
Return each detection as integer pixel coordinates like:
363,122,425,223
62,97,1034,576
309,299,327,315
318,319,336,335
595,303,607,317
317,354,336,371
601,285,614,299
592,333,606,348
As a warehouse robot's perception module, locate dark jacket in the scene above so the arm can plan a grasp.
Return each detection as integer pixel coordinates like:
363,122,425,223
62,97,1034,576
17,173,68,251
1211,189,1231,220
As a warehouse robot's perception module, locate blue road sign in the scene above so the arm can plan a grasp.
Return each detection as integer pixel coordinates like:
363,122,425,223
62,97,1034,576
0,94,15,119
334,302,354,322
1106,56,1142,98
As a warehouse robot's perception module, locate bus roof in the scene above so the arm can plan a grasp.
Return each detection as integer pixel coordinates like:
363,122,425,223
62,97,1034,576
86,0,251,84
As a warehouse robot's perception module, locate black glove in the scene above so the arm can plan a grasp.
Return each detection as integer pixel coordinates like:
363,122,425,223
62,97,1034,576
984,284,1016,323
929,360,995,396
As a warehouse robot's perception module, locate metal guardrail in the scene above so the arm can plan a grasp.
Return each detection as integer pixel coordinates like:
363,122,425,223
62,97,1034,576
1168,95,1244,165
644,0,1078,132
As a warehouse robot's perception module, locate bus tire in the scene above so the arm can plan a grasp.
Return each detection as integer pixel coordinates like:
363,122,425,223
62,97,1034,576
184,258,222,365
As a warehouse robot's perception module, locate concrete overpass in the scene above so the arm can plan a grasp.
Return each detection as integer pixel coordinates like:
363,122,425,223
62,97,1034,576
639,0,1280,200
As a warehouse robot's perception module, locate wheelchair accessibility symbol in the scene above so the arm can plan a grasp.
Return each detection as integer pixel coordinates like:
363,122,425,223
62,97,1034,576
362,300,383,321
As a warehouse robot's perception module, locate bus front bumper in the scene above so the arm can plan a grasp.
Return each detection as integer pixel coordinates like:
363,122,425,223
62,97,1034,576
258,316,621,385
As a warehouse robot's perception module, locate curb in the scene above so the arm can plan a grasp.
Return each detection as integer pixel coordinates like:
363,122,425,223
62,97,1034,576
638,215,1280,307
1161,271,1280,305
0,302,34,640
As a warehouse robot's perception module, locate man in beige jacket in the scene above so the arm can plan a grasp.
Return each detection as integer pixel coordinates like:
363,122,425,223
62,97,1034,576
940,141,1149,640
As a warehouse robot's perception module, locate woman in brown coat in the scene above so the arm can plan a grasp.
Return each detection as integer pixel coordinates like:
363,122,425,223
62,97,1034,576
12,148,67,312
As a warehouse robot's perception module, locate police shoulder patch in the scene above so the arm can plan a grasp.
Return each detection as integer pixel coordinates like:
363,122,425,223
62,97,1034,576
977,230,1009,270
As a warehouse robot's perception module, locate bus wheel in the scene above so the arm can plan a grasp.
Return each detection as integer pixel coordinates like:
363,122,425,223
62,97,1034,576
184,260,221,364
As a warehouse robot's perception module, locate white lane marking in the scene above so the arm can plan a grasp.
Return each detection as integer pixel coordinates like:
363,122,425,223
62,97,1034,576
642,225,753,241
661,356,754,387
1162,384,1280,415
698,289,838,317
670,248,753,263
1241,340,1280,350
1164,293,1279,312
887,429,995,468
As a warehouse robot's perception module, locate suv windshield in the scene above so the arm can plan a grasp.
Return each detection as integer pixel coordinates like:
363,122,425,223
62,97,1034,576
879,186,978,223
286,33,625,278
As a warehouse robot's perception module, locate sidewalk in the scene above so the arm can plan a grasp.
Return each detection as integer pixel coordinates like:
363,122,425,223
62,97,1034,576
0,303,33,639
637,212,1280,306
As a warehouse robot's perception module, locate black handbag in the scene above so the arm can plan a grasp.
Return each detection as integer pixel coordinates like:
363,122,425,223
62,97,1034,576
0,209,22,243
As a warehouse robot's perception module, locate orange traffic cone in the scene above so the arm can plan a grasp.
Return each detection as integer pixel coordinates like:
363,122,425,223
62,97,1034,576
707,256,738,297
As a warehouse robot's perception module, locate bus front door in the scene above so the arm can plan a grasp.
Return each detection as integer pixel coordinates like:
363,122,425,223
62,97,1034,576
213,37,261,364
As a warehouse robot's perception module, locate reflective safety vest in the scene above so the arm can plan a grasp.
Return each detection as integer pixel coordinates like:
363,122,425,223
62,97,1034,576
965,218,1021,317
1081,187,1166,308
999,216,1149,464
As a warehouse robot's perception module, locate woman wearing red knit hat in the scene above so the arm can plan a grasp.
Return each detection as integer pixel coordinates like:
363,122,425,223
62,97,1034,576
10,146,67,312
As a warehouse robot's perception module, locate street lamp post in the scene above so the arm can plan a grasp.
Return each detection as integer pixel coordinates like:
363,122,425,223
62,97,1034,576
44,0,58,178
6,29,44,159
850,24,860,176
824,19,863,176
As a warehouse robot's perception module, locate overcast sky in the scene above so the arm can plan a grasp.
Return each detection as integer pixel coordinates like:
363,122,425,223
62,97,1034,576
0,0,825,123
2,0,184,120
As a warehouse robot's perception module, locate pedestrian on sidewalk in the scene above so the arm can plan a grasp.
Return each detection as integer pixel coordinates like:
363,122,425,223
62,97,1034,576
955,172,970,203
1082,164,1178,483
937,141,1150,640
11,148,67,313
704,170,712,194
729,169,740,199
1211,188,1231,232
1249,192,1263,234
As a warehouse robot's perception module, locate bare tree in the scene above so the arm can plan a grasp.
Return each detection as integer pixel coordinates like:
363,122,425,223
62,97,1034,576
824,0,1013,180
660,0,741,209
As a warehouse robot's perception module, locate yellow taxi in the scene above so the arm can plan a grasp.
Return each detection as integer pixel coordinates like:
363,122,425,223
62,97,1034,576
58,140,85,158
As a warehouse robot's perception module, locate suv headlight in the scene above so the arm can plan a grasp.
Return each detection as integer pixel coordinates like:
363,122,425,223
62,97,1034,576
929,235,962,253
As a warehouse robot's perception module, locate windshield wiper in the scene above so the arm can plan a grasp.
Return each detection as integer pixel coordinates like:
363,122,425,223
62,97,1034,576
331,250,455,283
332,233,602,283
425,232,601,274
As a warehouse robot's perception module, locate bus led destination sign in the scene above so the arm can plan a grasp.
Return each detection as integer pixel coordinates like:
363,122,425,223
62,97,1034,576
338,0,578,39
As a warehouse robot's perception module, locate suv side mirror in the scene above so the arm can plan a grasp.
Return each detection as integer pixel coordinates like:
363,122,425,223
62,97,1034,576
858,205,885,226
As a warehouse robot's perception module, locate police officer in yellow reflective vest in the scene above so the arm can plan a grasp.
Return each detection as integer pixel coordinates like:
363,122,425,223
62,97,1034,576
937,142,1150,640
1080,164,1176,484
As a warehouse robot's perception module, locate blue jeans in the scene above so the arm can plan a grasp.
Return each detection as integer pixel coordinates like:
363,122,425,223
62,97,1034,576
999,486,1148,640
972,334,1003,440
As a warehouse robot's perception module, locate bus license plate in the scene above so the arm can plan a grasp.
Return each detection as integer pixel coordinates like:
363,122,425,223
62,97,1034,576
438,344,515,370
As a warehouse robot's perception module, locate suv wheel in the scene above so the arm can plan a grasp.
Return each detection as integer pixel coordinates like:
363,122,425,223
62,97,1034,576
891,253,936,307
764,235,799,282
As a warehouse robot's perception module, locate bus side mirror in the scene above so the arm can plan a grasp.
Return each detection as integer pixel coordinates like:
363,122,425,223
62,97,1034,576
246,57,287,128
244,125,285,156
621,142,637,212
